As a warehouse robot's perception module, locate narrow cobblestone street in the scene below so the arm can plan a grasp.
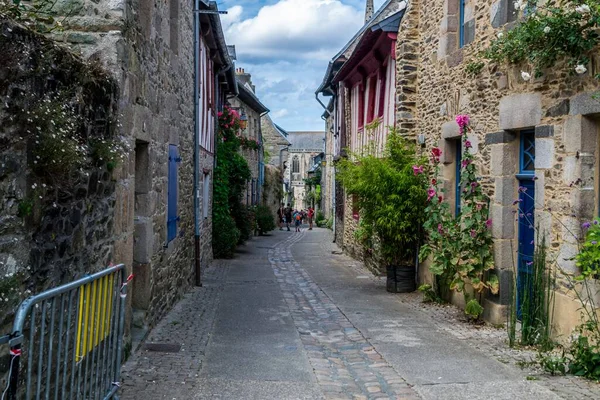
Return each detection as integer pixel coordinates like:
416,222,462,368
120,228,600,399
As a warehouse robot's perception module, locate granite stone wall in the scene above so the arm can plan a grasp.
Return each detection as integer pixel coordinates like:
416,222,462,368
0,17,120,330
396,0,600,332
49,0,206,336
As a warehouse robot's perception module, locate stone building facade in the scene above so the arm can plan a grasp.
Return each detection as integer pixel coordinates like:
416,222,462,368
284,132,325,210
396,0,600,336
1,0,236,345
228,69,269,206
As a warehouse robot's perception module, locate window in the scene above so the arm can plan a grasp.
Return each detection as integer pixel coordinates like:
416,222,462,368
366,75,377,124
358,83,365,128
167,145,180,242
292,156,300,174
519,130,535,174
455,141,462,216
377,69,386,118
203,172,210,219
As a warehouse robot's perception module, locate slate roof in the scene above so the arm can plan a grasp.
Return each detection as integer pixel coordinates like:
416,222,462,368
288,131,325,151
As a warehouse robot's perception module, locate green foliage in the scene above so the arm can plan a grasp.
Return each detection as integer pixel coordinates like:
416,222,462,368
255,205,276,235
576,219,600,278
90,138,127,172
212,211,240,258
325,217,333,230
0,0,76,32
482,1,600,78
420,116,496,317
515,235,555,348
465,61,485,76
337,129,427,265
418,284,443,303
17,197,34,218
212,106,253,257
239,136,260,150
315,210,326,227
465,299,484,320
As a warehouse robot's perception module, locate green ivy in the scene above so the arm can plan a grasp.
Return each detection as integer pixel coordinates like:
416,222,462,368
212,106,252,258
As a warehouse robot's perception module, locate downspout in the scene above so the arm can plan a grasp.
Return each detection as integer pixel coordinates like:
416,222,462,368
258,110,268,204
193,0,202,287
315,93,329,111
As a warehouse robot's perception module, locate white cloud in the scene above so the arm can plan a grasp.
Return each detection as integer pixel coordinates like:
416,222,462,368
220,5,244,31
272,109,290,118
224,0,363,61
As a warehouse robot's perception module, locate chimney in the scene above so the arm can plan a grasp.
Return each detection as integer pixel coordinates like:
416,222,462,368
365,0,374,23
236,67,255,93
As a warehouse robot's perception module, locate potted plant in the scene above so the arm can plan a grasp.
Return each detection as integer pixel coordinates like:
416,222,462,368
337,128,427,292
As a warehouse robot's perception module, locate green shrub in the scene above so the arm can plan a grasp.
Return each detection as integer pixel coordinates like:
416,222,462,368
325,217,333,230
232,205,254,244
212,212,240,258
315,210,325,227
337,128,427,265
256,205,276,235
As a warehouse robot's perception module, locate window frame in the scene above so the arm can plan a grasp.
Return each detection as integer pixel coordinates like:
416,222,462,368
459,0,466,48
455,140,462,216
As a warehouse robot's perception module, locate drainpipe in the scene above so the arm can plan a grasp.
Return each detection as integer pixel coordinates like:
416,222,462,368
315,93,329,112
193,0,202,287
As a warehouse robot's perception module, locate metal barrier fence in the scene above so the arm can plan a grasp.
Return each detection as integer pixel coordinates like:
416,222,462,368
0,264,131,400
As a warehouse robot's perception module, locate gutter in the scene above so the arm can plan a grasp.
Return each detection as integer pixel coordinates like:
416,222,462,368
193,0,202,286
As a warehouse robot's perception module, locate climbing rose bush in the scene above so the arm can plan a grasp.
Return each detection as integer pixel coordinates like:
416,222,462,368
419,115,498,317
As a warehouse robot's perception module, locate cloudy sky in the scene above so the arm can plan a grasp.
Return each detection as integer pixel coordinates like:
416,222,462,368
218,0,387,131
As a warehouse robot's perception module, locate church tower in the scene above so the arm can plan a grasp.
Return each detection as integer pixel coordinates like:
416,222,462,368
365,0,374,23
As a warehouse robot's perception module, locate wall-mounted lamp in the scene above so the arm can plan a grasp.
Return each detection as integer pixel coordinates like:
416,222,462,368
240,110,248,130
417,134,426,146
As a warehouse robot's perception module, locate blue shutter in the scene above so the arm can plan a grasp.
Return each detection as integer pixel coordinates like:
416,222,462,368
455,141,462,216
167,145,179,242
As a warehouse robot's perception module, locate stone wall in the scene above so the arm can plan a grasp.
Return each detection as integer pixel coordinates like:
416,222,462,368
398,0,600,334
0,17,120,329
52,0,205,337
262,165,283,221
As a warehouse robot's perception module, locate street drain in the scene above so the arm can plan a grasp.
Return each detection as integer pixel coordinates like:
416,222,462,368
142,343,182,353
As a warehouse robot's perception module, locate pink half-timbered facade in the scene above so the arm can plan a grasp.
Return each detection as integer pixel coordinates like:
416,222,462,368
316,0,405,253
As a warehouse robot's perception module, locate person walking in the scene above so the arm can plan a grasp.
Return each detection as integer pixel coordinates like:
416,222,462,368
284,203,292,232
308,207,315,230
293,209,302,232
278,204,285,230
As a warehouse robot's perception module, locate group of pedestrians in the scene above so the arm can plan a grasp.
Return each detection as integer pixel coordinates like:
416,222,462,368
278,204,315,232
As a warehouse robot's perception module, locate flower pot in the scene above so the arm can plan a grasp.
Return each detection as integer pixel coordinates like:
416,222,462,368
386,264,416,293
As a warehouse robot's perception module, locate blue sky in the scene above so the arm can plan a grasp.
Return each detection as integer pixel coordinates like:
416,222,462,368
218,0,387,131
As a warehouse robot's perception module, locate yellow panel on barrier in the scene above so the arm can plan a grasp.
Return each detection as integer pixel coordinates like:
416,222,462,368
75,274,115,361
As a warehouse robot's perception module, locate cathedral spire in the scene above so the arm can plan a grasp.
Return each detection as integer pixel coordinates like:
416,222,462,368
365,0,374,23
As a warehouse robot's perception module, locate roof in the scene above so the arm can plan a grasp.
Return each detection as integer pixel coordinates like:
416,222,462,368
333,9,405,84
236,80,270,114
315,0,406,95
206,1,237,94
288,131,325,151
274,123,289,138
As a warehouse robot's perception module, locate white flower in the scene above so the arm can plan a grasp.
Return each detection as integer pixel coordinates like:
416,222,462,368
576,4,591,14
543,26,551,34
521,71,531,81
575,64,587,74
514,0,525,11
497,32,504,39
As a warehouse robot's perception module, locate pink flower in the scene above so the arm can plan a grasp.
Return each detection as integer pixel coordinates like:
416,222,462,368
431,147,442,158
470,229,477,238
486,219,493,228
437,223,444,235
427,188,436,202
218,111,223,117
438,195,443,203
412,165,424,175
465,140,472,149
461,159,471,168
455,114,470,134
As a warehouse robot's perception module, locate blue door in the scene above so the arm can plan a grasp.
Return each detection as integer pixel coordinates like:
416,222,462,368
167,145,179,242
516,131,535,318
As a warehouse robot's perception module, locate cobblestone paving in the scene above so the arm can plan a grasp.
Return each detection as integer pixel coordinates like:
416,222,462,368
270,232,420,400
120,262,228,400
316,234,600,400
